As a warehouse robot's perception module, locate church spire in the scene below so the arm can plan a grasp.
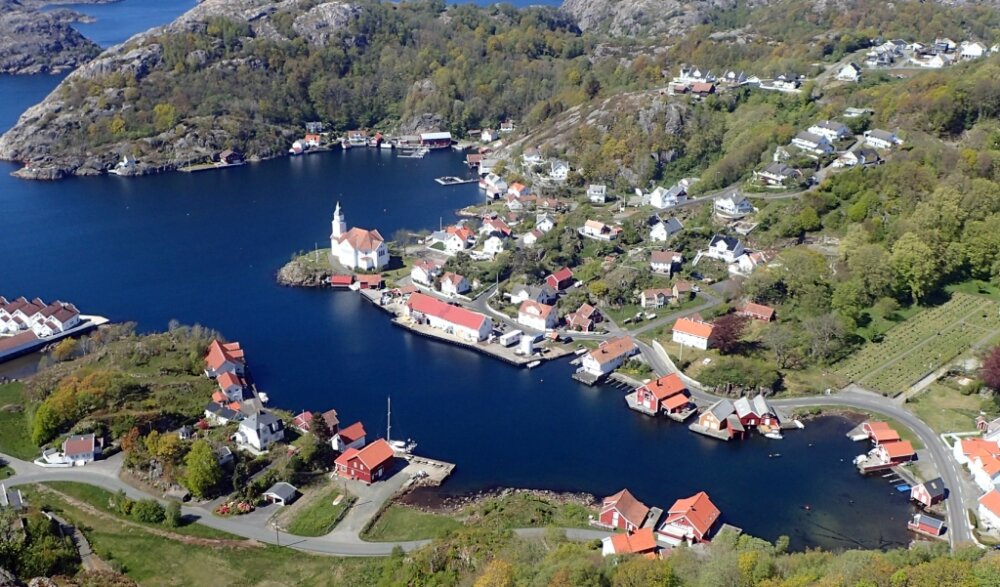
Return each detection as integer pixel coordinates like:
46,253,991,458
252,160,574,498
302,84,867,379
331,201,346,243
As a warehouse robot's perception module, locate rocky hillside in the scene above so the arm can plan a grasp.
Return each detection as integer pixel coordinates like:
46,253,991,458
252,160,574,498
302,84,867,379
0,0,584,179
0,0,101,74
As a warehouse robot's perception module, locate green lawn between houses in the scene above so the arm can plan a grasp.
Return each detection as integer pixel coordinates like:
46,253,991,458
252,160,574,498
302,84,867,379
286,489,355,537
361,504,461,542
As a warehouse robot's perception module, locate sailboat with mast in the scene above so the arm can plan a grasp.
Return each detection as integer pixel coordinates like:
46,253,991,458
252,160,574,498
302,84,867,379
387,396,417,454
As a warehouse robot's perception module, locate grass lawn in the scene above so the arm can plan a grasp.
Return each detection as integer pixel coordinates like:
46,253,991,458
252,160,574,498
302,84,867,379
42,481,239,540
0,382,39,460
285,489,355,537
906,382,992,434
946,279,1000,303
0,465,12,479
362,504,461,542
26,485,369,587
461,493,594,530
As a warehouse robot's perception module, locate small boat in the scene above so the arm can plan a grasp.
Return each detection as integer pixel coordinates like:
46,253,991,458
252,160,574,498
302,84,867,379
769,453,782,458
379,141,394,150
764,431,784,440
853,454,866,465
895,484,911,492
391,439,417,454
526,360,541,369
574,348,588,356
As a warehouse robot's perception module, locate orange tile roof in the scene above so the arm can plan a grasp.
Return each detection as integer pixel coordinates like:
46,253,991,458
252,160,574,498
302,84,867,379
672,317,713,339
980,454,1000,477
407,293,489,332
217,371,241,389
519,300,554,319
981,490,1000,517
339,227,385,252
881,440,915,459
601,489,650,527
663,393,692,411
338,421,366,443
335,447,360,467
212,391,227,403
205,339,245,371
871,428,900,443
666,492,720,538
354,438,395,469
588,337,637,366
639,374,687,401
740,302,775,320
609,528,658,554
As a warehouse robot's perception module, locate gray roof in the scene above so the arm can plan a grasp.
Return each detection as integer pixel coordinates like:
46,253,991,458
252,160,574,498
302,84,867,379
244,411,284,434
813,120,849,133
921,477,946,499
867,129,897,141
264,482,298,502
205,402,242,421
0,485,23,510
709,235,741,251
912,513,944,531
762,162,796,176
707,399,735,421
659,217,684,234
795,131,826,145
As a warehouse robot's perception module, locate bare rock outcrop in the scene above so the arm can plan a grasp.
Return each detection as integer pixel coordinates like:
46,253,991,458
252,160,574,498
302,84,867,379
0,0,101,74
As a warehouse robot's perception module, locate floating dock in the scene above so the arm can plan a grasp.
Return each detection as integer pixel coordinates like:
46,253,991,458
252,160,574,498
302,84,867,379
435,176,479,186
688,423,733,441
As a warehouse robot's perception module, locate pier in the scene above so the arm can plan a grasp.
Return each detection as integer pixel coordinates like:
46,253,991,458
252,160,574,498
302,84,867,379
688,423,733,441
400,454,456,488
434,176,479,186
0,314,108,365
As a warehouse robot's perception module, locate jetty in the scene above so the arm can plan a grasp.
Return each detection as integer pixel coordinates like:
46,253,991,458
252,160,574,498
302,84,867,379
397,147,429,159
434,176,478,186
400,454,455,488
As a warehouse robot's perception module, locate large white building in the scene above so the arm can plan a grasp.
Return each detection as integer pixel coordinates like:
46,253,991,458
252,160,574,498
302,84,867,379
234,412,286,452
405,293,493,342
0,297,81,338
518,300,558,331
330,203,389,271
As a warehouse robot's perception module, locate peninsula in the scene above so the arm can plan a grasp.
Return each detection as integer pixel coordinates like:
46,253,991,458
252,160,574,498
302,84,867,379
0,0,101,74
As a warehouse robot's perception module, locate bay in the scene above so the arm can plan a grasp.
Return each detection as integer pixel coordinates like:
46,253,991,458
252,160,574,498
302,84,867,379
0,0,913,552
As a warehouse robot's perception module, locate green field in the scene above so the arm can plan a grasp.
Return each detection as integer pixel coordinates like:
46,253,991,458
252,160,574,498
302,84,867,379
0,382,38,460
834,294,1000,395
362,504,461,542
907,382,993,434
26,485,368,587
42,482,239,540
285,489,354,537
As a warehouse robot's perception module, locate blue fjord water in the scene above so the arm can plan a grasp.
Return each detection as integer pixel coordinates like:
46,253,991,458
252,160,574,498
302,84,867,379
0,0,913,550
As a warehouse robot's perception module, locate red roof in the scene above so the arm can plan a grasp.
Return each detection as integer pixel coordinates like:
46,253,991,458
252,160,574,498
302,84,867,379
63,434,95,456
293,411,314,430
334,447,360,468
406,293,489,332
330,275,354,286
608,528,658,554
672,318,713,339
665,491,720,538
338,421,366,443
551,267,573,282
355,274,383,287
205,339,245,371
217,371,241,390
519,300,554,320
354,438,395,470
881,440,915,459
739,302,775,321
663,393,691,411
638,374,687,401
212,391,227,403
601,488,650,527
588,337,637,366
981,490,1000,517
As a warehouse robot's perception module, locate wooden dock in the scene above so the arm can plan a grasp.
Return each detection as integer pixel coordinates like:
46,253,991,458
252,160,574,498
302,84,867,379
401,454,455,487
688,422,731,441
571,370,602,386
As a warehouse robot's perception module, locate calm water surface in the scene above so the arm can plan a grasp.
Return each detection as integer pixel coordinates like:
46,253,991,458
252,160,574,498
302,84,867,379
0,0,913,551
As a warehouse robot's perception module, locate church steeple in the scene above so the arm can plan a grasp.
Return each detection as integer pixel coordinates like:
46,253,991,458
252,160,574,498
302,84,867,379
331,201,346,244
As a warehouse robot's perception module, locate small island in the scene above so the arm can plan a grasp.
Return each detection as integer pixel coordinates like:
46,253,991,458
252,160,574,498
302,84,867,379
0,0,101,75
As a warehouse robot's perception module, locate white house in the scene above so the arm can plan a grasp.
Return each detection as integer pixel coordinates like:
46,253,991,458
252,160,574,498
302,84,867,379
580,337,638,377
961,41,987,60
754,162,800,186
482,235,505,257
833,148,881,168
714,193,754,218
588,184,607,204
650,250,683,274
481,128,500,142
440,272,470,296
807,120,852,142
523,229,543,247
980,490,1000,532
405,293,493,342
411,260,442,286
650,185,687,209
535,214,555,233
510,284,558,305
330,203,389,271
62,434,100,465
581,220,621,241
864,129,903,150
234,412,285,452
480,173,507,195
550,160,570,181
672,317,713,350
522,148,544,166
650,217,684,242
791,131,834,155
705,235,745,263
835,62,862,82
518,300,558,331
730,251,768,276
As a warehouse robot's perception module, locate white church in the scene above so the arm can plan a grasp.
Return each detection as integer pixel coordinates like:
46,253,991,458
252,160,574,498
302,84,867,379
330,202,389,271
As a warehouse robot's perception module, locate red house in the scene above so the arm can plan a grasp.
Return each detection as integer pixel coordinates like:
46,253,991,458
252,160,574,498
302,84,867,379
911,477,946,508
876,440,915,464
545,267,575,291
598,489,650,532
737,302,775,322
602,527,659,557
292,409,340,435
657,491,721,545
636,374,687,414
330,275,354,288
334,438,395,484
908,513,945,537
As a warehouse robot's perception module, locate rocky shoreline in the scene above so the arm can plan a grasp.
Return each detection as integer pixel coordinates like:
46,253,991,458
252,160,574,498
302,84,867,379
275,254,334,288
0,0,101,75
396,486,598,515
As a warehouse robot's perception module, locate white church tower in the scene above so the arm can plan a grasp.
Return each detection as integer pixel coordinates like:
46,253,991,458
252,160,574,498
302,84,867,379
330,202,346,247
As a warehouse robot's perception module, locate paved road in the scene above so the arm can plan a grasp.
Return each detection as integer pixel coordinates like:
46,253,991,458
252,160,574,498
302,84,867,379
638,342,974,548
1,451,609,557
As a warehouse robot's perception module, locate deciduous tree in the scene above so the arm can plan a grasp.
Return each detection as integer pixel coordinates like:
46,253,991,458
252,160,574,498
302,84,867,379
184,440,222,498
709,313,749,355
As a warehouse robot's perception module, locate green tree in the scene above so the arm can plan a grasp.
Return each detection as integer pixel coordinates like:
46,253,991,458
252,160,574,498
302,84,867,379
183,440,223,498
310,413,334,470
164,499,182,528
131,499,166,524
153,103,178,132
891,232,939,302
50,338,79,362
31,403,62,446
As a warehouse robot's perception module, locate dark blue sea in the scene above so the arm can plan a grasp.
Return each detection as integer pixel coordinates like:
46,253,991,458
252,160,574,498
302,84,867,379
0,0,914,551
